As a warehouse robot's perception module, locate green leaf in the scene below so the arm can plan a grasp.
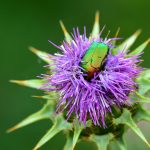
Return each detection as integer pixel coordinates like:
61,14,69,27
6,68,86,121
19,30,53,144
114,109,150,147
112,30,141,55
115,135,127,150
137,78,150,95
63,132,73,150
33,115,71,150
7,101,54,132
72,120,84,149
32,91,59,101
89,133,113,150
32,95,52,100
134,106,150,122
136,69,150,95
112,27,120,46
29,46,53,64
64,120,91,150
10,79,44,89
91,11,100,39
128,39,150,56
135,92,150,103
137,69,150,81
59,21,72,44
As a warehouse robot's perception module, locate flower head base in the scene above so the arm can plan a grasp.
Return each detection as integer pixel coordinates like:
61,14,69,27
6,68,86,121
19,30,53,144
43,28,141,127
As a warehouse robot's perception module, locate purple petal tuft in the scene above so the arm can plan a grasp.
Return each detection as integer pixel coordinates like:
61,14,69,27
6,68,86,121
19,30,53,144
42,29,141,127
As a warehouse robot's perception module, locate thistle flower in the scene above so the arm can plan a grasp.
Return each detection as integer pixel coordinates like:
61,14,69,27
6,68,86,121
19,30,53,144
43,28,141,127
9,12,150,150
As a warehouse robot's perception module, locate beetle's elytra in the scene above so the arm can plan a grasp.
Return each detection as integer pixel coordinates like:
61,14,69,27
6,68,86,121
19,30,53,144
81,42,109,78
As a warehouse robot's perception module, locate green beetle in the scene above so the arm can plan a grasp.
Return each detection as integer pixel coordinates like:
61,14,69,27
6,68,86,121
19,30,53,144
81,42,109,78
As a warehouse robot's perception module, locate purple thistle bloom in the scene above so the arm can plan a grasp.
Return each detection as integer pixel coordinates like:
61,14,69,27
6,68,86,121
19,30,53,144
43,28,141,127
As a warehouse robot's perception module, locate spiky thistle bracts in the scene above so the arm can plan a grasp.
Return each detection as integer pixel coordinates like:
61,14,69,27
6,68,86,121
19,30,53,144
42,28,142,127
9,12,150,150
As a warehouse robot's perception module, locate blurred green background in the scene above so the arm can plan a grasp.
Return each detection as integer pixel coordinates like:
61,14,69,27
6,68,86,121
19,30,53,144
0,0,150,150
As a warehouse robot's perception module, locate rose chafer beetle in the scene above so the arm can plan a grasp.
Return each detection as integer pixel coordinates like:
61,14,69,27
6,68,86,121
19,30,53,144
81,42,109,78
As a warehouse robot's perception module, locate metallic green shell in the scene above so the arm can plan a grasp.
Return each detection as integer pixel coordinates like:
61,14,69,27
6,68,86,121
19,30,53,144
81,42,109,77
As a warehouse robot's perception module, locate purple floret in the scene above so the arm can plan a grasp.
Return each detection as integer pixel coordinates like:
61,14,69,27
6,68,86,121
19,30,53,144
42,28,141,127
